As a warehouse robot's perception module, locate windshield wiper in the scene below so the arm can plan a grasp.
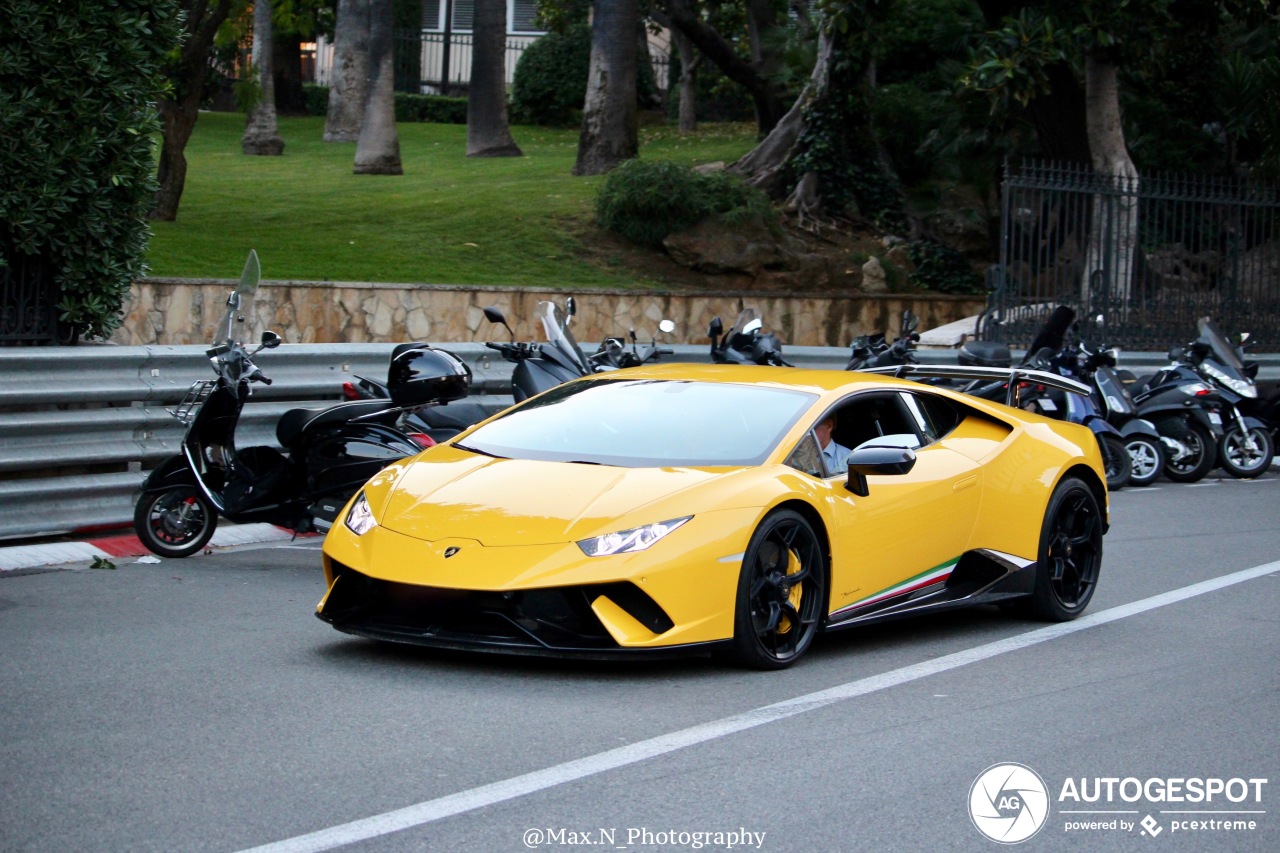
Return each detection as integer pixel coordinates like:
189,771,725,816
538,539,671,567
453,442,505,459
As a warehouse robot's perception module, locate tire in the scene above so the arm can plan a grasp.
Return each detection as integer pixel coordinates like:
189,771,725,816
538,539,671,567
1159,418,1216,483
1218,423,1275,479
1123,434,1165,487
1021,477,1103,621
731,509,826,670
133,488,217,559
1098,433,1131,491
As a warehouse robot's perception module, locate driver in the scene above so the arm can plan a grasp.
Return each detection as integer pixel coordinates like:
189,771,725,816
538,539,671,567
815,414,851,475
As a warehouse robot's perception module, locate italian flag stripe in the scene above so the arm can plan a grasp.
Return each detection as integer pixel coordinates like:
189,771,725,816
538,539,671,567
833,557,959,616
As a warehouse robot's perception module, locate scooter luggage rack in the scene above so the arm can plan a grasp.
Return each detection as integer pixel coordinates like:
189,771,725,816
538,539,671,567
167,379,217,424
860,364,1090,409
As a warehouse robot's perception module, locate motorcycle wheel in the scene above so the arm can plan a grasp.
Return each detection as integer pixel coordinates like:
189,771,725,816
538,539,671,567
1159,418,1216,483
1098,434,1131,491
133,488,217,559
1123,435,1165,487
1218,424,1275,479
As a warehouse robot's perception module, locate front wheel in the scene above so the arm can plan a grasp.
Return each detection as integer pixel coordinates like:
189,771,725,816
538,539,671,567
1123,434,1165,487
133,488,217,558
1022,477,1103,621
731,509,826,670
1098,434,1131,491
1218,424,1275,479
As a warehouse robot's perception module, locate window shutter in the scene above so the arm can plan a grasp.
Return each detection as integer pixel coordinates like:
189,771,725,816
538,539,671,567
422,0,441,30
511,0,541,32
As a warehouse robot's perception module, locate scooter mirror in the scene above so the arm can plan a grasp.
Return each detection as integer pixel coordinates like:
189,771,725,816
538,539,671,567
658,319,676,335
708,317,723,338
1167,345,1183,361
566,297,577,317
238,250,261,295
260,331,282,349
483,306,506,326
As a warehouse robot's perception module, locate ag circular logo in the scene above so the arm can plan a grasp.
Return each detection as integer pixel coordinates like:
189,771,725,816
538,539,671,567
969,763,1050,844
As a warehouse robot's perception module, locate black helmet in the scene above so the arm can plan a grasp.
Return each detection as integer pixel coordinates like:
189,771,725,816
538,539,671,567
387,345,471,407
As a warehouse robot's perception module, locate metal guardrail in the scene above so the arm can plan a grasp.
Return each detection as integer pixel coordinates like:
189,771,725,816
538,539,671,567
1,343,1276,541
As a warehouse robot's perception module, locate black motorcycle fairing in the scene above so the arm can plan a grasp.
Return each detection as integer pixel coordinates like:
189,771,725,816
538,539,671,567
139,454,201,493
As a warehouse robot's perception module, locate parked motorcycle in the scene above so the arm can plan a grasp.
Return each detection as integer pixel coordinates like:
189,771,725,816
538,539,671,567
846,310,921,370
708,308,792,366
1180,318,1275,478
133,252,471,558
1126,355,1226,484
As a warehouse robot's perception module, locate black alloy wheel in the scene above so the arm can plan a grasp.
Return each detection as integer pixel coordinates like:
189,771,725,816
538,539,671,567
1123,434,1165,487
1218,424,1275,479
1021,477,1103,621
731,509,826,670
1159,418,1217,483
133,487,217,559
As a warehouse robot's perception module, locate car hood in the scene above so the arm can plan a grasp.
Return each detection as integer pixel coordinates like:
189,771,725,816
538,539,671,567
379,449,728,546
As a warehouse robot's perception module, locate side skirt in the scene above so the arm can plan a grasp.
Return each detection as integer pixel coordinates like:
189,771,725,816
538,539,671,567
822,549,1037,632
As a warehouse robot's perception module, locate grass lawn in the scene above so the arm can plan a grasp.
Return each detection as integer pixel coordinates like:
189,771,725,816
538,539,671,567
146,113,758,288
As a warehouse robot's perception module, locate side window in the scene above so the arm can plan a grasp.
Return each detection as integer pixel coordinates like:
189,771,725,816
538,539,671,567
906,392,962,442
784,432,823,478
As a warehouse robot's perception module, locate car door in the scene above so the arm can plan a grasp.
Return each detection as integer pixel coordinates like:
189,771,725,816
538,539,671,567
819,391,984,621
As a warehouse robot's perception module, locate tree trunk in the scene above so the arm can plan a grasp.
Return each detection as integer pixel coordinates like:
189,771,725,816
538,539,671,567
354,0,403,174
272,30,308,116
466,0,523,157
151,0,234,221
1083,51,1138,307
671,28,699,134
243,1,285,156
573,0,639,176
659,0,786,135
325,0,371,143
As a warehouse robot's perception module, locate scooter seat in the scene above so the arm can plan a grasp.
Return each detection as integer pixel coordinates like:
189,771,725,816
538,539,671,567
276,400,400,448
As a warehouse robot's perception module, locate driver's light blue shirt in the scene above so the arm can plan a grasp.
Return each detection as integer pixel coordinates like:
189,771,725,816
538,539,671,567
822,440,851,476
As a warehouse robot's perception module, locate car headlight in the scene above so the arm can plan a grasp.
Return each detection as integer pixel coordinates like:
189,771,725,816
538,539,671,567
577,516,691,557
344,491,377,536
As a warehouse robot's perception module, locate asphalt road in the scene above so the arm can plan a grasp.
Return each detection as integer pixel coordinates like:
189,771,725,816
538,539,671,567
1,473,1277,853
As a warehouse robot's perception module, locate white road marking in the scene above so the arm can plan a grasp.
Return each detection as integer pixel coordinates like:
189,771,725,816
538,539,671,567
238,560,1280,853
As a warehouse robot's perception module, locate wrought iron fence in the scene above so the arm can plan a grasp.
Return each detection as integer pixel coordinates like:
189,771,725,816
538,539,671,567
0,255,57,345
984,162,1280,352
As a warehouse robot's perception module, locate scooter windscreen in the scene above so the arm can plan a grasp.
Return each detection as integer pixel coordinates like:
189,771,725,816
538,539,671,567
1196,317,1247,373
534,301,590,373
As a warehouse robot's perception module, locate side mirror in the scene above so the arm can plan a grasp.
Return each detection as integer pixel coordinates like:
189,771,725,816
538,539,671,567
843,441,918,497
566,296,577,317
708,317,723,338
1167,345,1183,362
483,305,506,326
260,330,282,349
658,319,676,335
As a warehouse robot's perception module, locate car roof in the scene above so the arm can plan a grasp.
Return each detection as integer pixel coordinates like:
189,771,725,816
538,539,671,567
584,362,920,396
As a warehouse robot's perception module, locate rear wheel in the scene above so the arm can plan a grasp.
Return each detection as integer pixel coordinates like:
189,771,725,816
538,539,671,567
731,509,826,670
134,488,216,558
1218,424,1274,479
1159,418,1216,483
1098,434,1131,491
1123,435,1165,487
1022,477,1103,621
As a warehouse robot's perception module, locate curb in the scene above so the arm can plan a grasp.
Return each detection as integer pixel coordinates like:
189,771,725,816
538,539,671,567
0,523,309,572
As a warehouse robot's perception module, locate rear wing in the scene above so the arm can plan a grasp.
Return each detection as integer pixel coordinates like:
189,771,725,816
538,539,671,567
860,364,1091,409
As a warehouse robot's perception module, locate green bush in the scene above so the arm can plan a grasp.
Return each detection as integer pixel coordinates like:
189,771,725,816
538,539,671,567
596,160,776,248
510,24,592,126
0,0,179,341
394,92,468,124
907,239,984,294
303,83,330,117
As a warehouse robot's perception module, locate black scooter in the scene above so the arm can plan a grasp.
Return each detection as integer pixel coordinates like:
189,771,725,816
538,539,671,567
1127,355,1226,484
708,308,791,366
846,310,921,371
133,252,471,557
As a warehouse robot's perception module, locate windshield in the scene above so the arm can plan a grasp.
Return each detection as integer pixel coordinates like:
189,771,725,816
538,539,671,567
1196,317,1245,372
730,308,761,335
536,301,588,372
218,251,261,348
456,378,818,467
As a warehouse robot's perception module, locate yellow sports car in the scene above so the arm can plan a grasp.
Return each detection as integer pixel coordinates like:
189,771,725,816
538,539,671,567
318,364,1108,669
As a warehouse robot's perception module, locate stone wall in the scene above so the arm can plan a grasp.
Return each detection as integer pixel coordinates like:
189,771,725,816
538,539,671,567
112,278,988,347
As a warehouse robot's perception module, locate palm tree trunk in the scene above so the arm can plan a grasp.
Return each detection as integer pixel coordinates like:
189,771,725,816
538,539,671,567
325,0,371,143
243,1,285,155
466,0,522,157
354,0,403,175
573,0,639,176
1083,52,1138,308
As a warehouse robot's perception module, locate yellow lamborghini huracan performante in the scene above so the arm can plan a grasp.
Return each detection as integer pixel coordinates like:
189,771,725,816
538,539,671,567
318,364,1109,669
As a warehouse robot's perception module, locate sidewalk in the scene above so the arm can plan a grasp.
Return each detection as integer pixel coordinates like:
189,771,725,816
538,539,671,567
0,523,310,572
